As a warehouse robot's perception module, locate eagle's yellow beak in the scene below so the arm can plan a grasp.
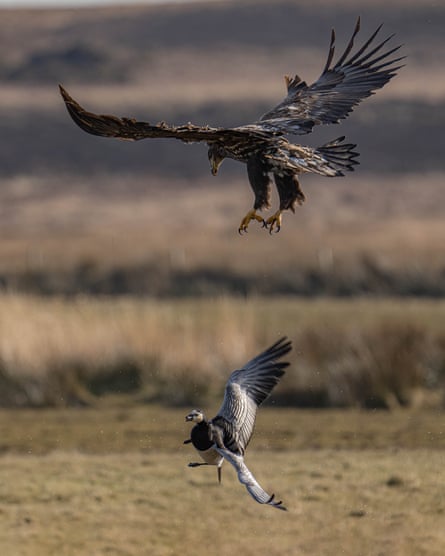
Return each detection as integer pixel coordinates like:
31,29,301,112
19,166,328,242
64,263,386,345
210,159,221,176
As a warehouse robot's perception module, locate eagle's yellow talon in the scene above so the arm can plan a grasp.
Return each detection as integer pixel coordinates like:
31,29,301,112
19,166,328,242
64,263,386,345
265,211,282,234
238,210,264,234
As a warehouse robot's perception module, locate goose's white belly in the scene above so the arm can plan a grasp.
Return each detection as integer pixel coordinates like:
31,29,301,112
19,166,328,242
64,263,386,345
198,447,224,466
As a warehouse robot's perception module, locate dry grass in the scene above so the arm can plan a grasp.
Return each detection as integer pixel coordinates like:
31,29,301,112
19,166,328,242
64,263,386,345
0,406,444,556
0,172,444,278
1,450,444,556
0,294,444,408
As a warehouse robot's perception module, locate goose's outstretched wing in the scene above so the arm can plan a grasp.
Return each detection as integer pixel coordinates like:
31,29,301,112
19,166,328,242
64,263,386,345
215,446,286,510
59,85,262,145
259,17,404,135
213,337,291,455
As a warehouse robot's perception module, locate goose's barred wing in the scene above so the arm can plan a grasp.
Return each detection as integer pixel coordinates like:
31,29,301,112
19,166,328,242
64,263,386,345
215,446,286,510
259,17,404,135
215,337,291,454
59,85,262,145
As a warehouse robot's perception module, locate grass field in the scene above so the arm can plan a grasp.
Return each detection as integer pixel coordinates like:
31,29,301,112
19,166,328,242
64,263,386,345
0,406,444,556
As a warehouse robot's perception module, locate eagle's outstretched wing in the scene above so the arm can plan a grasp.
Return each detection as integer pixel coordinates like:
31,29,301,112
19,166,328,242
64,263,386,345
215,446,287,511
59,85,262,145
258,17,404,135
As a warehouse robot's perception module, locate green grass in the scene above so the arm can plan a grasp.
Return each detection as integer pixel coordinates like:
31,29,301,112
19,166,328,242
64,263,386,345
1,406,444,455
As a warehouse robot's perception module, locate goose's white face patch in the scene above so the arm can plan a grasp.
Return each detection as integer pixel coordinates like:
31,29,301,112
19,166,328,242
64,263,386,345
185,409,204,423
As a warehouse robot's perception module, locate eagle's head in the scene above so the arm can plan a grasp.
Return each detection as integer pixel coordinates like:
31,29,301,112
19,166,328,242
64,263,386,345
208,143,226,175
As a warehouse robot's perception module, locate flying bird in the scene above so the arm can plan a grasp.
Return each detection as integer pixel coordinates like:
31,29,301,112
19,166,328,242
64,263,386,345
184,337,291,510
59,17,403,233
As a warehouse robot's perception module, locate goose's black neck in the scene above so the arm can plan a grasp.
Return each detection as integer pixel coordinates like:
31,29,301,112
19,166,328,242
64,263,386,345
190,419,213,451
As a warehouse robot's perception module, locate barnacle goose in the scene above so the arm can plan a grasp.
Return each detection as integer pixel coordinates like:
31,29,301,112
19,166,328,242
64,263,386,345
184,337,291,510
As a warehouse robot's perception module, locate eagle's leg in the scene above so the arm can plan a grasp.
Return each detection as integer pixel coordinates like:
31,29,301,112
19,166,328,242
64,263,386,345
238,209,265,234
265,210,282,234
267,173,304,234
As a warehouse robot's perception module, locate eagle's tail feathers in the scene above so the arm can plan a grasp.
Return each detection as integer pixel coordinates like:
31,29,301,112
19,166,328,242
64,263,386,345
317,136,360,175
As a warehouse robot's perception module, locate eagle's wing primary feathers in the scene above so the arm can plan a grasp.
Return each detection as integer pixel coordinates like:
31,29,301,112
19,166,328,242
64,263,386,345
258,17,404,135
60,18,403,146
214,337,291,455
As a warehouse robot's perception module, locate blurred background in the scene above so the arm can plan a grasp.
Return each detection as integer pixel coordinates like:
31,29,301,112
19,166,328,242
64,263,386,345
1,2,445,556
0,0,444,409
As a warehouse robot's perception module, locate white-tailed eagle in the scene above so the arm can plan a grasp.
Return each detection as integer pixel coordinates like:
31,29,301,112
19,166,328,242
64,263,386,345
60,18,403,233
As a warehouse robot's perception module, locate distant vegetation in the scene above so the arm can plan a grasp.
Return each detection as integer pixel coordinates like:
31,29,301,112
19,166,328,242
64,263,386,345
0,295,443,409
2,252,445,298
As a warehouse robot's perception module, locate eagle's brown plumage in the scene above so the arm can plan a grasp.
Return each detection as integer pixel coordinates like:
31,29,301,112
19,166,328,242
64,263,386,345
60,17,403,233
